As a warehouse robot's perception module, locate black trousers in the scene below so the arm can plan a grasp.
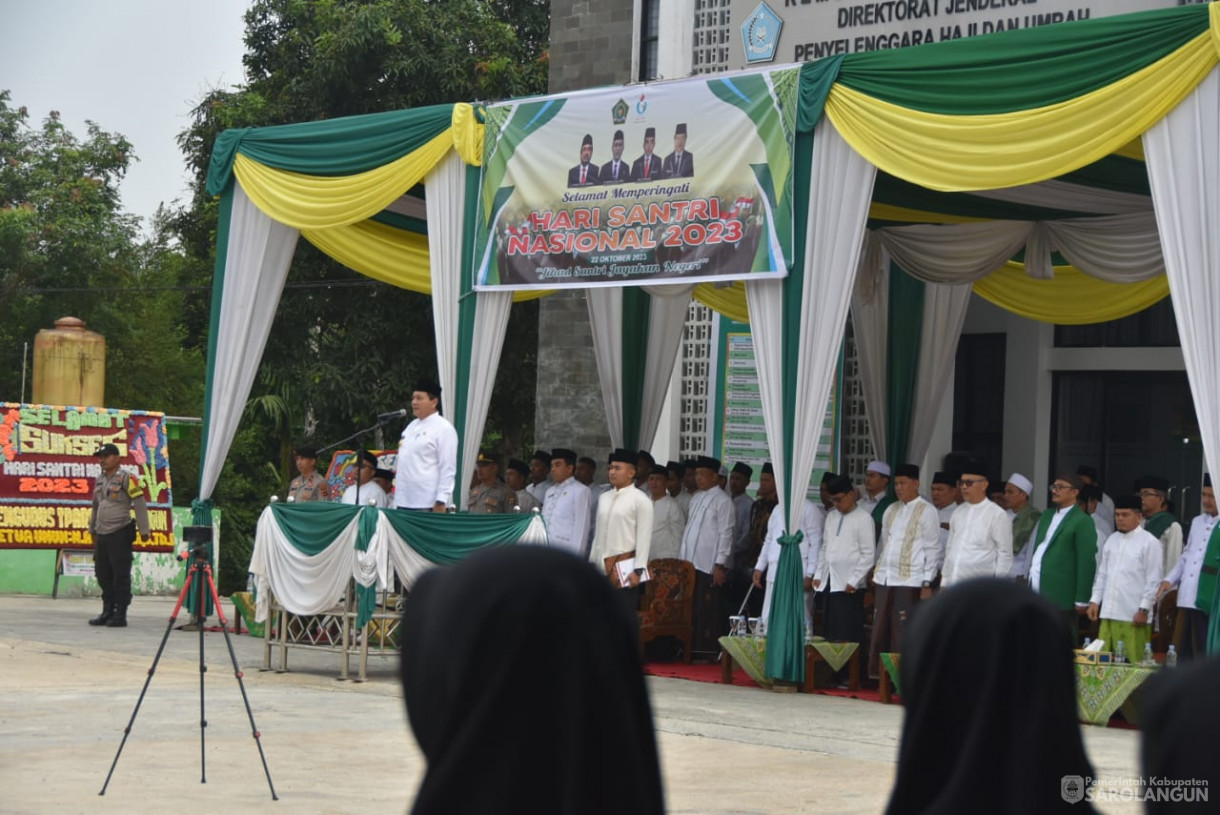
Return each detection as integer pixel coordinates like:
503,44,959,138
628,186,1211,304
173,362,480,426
1174,608,1210,660
94,521,136,610
823,589,865,644
868,585,920,679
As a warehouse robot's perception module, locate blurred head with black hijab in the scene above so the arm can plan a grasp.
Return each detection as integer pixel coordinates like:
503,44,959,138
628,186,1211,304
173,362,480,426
886,578,1096,815
1140,656,1220,813
400,546,665,815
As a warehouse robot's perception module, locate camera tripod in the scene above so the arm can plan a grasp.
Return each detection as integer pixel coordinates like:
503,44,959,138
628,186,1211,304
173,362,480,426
100,539,277,799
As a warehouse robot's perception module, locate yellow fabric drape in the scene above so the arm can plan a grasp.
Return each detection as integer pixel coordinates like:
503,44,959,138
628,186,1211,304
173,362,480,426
302,219,545,302
687,264,1170,327
233,129,454,230
973,262,1169,325
1212,3,1220,57
1113,138,1145,162
825,31,1217,192
694,282,749,323
451,103,484,166
867,202,988,225
303,220,433,292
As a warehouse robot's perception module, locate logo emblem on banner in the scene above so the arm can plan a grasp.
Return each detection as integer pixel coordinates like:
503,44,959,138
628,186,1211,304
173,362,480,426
742,2,782,64
612,98,629,124
1060,776,1085,804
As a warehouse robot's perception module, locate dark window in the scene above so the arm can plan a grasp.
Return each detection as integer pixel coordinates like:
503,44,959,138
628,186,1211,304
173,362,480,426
953,333,1007,478
639,0,660,81
1051,370,1202,519
1054,297,1179,347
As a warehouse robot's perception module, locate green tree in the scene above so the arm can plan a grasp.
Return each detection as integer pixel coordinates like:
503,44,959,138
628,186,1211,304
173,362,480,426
0,91,205,415
168,0,546,557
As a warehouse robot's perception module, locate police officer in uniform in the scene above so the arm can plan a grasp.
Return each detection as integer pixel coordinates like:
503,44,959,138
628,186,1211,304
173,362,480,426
88,443,150,627
468,450,516,514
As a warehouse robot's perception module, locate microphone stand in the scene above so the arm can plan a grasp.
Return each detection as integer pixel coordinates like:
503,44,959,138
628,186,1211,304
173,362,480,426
318,412,405,509
317,413,404,666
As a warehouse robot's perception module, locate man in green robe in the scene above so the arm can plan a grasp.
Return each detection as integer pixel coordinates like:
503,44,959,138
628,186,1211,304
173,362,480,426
1137,475,1183,578
1028,473,1097,642
1005,472,1041,581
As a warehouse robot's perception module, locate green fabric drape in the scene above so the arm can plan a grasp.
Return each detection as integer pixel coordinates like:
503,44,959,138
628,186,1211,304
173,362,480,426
620,287,652,450
451,165,483,508
378,510,534,564
354,506,381,626
766,532,807,682
269,502,363,555
197,186,234,489
763,125,819,686
206,103,456,196
835,5,1209,114
885,265,924,472
796,56,845,133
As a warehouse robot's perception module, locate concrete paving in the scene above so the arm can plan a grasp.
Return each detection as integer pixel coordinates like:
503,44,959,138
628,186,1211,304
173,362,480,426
1,595,1144,814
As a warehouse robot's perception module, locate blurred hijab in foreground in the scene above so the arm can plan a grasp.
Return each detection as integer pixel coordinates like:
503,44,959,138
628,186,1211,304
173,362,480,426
1141,655,1220,814
400,546,665,815
887,579,1096,815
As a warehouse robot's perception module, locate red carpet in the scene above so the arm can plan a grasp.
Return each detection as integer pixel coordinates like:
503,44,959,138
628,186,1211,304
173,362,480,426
644,661,1141,726
643,660,891,703
644,659,759,687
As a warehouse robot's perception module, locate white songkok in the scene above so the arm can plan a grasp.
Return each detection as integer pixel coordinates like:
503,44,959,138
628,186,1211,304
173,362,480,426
1007,473,1033,496
867,460,892,477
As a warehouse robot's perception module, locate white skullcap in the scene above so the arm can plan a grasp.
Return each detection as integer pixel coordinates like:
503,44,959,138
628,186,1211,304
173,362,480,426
867,460,891,477
1008,473,1033,496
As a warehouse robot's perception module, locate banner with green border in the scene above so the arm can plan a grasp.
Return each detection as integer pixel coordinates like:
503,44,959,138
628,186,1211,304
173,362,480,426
474,66,800,291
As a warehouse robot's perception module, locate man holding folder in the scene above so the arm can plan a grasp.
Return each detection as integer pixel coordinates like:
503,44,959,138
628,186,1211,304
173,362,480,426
589,448,654,613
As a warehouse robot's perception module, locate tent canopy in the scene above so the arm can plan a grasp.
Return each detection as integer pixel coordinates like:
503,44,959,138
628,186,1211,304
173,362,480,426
199,2,1220,683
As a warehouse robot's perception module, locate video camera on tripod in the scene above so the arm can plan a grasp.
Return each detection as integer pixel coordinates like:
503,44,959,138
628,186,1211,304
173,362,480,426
177,525,214,563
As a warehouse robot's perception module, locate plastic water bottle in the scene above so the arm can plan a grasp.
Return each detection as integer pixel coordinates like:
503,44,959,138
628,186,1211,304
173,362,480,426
1082,637,1092,649
1166,645,1178,668
1115,640,1126,664
1143,643,1154,666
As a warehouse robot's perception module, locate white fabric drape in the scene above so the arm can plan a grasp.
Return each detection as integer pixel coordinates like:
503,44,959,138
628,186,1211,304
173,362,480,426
200,182,300,502
457,291,513,509
1145,68,1220,477
907,282,972,465
850,234,888,461
425,150,465,409
747,278,788,508
873,215,1166,287
587,285,690,451
974,178,1154,216
250,508,361,622
749,120,876,528
788,121,877,531
638,285,693,450
881,221,1030,285
586,288,624,446
250,508,550,620
1044,213,1165,283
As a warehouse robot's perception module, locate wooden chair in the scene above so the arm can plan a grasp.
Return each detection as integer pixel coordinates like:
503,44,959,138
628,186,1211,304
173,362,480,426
638,558,696,664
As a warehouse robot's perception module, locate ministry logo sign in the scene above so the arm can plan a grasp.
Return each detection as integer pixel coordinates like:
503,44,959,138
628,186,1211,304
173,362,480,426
741,2,782,64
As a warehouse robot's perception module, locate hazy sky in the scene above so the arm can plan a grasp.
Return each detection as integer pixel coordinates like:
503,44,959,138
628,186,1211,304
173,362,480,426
3,0,251,230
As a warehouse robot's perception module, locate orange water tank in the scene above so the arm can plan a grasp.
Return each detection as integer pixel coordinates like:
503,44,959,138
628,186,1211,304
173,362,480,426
32,317,106,407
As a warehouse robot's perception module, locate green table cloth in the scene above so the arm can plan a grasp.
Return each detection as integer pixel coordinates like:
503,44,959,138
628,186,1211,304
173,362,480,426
1075,662,1157,727
718,636,772,687
807,637,859,672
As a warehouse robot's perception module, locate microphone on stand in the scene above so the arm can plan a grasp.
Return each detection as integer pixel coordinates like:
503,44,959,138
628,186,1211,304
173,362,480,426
378,408,408,421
